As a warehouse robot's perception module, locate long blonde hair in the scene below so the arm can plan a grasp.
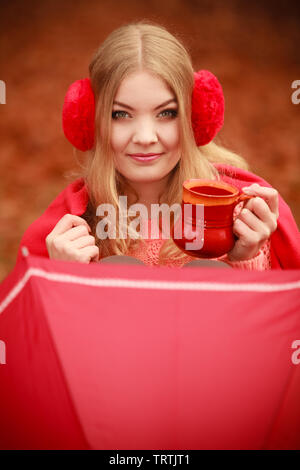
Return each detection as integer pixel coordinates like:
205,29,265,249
75,21,248,263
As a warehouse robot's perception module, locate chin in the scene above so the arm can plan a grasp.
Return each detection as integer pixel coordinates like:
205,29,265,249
128,176,162,184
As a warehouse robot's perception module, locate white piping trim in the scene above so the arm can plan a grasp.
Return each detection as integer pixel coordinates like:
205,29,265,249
0,266,299,314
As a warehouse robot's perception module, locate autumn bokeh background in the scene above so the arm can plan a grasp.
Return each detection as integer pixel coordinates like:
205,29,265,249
0,0,299,280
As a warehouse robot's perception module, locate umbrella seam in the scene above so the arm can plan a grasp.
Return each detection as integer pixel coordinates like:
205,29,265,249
0,266,300,315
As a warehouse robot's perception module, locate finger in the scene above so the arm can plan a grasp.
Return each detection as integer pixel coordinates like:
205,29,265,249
230,219,262,260
243,197,278,233
78,245,99,263
49,214,91,237
90,252,100,263
237,207,272,240
71,235,96,249
233,218,261,248
58,224,91,242
244,196,272,221
242,184,279,216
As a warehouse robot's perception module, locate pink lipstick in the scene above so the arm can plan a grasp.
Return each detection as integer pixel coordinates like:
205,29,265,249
127,153,163,162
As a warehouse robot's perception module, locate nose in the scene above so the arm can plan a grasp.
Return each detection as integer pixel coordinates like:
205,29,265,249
132,119,158,145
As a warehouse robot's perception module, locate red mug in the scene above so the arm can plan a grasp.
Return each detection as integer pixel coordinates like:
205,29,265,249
171,179,254,258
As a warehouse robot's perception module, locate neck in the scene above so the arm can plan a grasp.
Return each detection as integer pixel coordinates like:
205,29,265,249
126,176,169,216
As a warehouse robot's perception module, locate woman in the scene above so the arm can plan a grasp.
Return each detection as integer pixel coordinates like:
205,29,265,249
16,22,300,269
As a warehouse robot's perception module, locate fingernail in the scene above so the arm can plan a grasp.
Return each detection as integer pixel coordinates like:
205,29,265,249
244,183,258,190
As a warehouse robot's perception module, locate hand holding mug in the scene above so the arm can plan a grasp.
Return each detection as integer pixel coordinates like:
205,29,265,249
227,183,279,261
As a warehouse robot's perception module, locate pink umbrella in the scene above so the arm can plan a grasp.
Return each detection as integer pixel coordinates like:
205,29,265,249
0,254,299,449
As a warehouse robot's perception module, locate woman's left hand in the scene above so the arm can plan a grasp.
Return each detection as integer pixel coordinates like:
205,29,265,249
227,183,279,262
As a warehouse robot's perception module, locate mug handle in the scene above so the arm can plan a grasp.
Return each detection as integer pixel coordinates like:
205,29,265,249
236,193,256,204
233,193,256,242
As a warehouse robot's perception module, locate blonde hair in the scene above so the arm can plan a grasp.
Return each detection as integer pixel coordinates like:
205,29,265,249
74,21,249,264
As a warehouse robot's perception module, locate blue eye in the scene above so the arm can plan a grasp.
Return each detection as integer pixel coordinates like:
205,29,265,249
112,110,130,119
158,109,178,118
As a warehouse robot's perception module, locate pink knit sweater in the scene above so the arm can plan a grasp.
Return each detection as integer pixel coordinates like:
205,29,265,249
127,217,272,270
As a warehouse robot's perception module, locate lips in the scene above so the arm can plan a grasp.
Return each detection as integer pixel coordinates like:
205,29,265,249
127,153,164,162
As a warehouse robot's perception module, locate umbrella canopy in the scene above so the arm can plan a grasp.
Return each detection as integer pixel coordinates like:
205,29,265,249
0,254,299,449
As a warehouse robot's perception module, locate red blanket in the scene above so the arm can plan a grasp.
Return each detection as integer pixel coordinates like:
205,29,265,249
16,164,300,269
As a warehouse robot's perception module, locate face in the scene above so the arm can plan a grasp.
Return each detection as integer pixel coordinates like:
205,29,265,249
110,70,181,188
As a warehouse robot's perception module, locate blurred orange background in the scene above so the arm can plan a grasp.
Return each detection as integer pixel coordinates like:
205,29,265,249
0,0,299,281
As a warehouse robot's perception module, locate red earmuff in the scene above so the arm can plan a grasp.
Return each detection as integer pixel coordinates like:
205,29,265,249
62,78,95,152
191,70,224,146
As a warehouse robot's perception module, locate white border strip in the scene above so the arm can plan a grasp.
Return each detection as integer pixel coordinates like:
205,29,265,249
1,266,300,314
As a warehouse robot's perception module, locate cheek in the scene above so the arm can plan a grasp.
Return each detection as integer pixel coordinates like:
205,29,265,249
159,123,180,150
111,125,129,152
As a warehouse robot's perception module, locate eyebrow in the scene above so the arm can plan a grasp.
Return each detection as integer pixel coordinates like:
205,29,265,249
112,98,177,111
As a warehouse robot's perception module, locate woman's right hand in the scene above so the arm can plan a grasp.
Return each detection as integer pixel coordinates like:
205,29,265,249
46,214,99,263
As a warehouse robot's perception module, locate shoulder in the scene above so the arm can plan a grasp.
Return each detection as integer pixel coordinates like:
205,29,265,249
16,178,89,262
47,178,88,215
212,163,272,190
